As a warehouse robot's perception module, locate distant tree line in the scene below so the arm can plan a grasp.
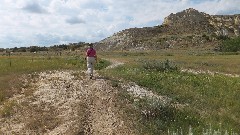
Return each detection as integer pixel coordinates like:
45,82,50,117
0,42,89,53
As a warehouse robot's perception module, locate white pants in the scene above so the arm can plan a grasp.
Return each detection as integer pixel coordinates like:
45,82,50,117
87,57,96,76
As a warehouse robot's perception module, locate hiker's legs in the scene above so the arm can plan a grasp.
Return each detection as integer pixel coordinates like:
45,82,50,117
87,57,95,77
87,62,93,76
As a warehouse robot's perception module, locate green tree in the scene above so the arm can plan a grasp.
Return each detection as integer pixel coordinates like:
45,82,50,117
220,37,240,52
30,46,38,52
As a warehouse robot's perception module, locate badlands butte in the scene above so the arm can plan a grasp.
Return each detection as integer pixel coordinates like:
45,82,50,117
96,8,240,51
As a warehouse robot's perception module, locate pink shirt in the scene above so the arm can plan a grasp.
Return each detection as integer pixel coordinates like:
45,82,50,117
86,48,96,57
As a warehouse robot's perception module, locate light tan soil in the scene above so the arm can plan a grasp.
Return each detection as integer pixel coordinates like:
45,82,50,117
0,69,135,135
0,59,190,135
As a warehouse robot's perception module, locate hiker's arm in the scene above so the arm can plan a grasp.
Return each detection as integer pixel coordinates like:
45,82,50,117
95,55,97,62
85,50,88,60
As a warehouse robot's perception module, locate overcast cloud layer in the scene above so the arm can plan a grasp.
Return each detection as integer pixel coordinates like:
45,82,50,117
0,0,240,48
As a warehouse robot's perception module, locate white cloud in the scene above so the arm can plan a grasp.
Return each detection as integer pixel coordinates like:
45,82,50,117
66,16,86,24
0,0,240,48
22,2,48,14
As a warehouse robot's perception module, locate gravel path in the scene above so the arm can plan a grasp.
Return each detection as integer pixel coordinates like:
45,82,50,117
0,59,136,135
0,59,192,134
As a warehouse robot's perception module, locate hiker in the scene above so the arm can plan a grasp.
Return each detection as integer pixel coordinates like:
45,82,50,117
85,43,97,79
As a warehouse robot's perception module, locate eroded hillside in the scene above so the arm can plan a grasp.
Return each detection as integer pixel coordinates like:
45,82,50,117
96,8,240,51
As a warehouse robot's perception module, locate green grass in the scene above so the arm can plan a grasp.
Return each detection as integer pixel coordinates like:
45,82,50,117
0,100,17,117
0,54,109,106
95,59,111,70
1,50,240,134
100,50,240,74
99,51,240,134
0,55,80,103
0,56,84,75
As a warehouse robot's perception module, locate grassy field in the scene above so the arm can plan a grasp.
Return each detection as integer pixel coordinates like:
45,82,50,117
99,50,240,74
1,50,240,134
99,50,240,134
0,52,109,104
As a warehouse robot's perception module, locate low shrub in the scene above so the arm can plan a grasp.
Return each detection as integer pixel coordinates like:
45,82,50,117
141,59,179,72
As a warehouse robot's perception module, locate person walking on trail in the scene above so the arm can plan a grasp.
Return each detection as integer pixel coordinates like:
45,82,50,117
85,43,97,79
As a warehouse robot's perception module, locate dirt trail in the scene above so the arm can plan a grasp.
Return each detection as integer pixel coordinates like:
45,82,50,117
0,60,135,134
0,59,194,134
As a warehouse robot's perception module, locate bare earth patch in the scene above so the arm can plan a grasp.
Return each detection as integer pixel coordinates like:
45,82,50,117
181,68,240,77
0,59,193,134
0,70,135,134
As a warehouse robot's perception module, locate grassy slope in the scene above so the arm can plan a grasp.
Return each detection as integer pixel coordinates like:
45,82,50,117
99,50,240,134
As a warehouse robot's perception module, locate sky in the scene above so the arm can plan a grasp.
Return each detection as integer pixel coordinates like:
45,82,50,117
0,0,240,48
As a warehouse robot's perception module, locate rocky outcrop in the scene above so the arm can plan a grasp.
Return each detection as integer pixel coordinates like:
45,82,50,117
97,8,240,51
162,8,214,35
96,27,163,51
209,15,240,36
163,8,240,36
